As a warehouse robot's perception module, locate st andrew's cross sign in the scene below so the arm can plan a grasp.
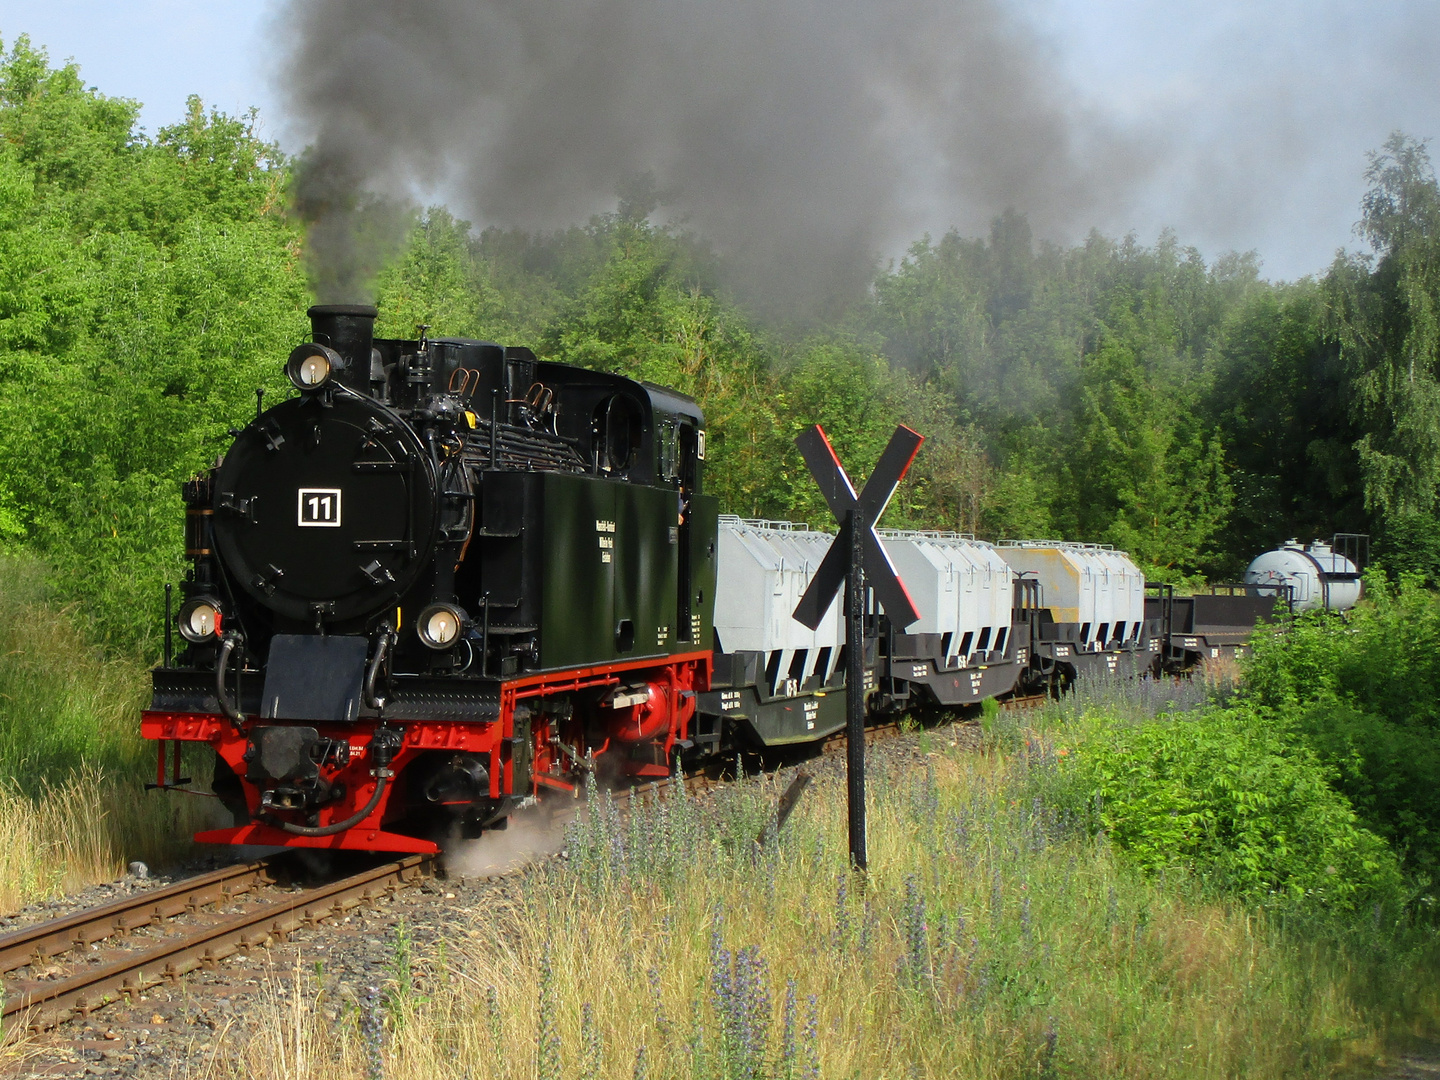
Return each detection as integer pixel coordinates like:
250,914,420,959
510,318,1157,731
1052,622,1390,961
791,424,923,870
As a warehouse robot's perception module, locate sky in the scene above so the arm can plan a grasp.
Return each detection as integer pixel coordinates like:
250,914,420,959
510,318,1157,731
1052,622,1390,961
0,0,1436,282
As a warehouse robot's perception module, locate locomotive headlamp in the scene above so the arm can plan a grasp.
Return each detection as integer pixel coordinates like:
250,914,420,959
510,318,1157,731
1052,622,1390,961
417,603,466,650
177,596,223,644
297,354,330,386
285,343,344,391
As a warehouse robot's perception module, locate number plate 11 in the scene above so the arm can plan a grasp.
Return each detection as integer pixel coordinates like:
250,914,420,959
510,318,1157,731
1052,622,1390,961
298,488,342,527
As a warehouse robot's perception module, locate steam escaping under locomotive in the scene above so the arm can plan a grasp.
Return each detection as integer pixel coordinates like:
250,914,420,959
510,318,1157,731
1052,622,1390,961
141,305,1365,854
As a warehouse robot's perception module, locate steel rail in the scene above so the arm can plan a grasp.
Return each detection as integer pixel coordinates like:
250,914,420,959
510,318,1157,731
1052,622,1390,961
1000,693,1050,711
822,719,901,754
3,854,433,1031
0,859,280,975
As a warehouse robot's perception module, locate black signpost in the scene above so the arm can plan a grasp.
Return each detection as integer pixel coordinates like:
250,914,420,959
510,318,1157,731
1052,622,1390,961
792,424,923,871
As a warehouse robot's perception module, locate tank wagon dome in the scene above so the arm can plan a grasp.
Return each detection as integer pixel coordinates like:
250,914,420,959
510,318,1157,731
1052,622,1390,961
1244,539,1361,613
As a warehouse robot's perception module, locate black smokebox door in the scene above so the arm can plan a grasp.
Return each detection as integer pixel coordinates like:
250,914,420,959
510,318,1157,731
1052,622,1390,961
261,634,370,722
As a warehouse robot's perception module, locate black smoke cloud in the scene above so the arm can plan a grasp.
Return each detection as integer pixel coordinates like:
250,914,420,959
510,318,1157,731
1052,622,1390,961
277,0,1151,312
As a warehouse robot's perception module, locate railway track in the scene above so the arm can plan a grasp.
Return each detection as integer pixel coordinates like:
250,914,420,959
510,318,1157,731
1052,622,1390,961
1001,692,1050,711
0,853,433,1032
4,707,1002,1037
6,754,777,1033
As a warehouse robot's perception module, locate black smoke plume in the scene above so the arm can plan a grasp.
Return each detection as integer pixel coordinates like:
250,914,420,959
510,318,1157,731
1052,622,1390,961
277,0,1149,314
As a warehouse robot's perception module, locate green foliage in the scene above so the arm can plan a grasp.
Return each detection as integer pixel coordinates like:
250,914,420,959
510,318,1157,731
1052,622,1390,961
0,35,304,653
1314,134,1440,541
1376,510,1440,585
863,142,1440,571
1057,708,1404,913
1,27,1438,659
374,207,504,341
869,224,1244,572
1064,304,1233,576
1242,578,1440,875
1203,283,1361,572
0,554,147,785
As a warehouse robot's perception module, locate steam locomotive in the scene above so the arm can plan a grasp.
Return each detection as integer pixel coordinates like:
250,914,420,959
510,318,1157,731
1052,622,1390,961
140,306,1360,854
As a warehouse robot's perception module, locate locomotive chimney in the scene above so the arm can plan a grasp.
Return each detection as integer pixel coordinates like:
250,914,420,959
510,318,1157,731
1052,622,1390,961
307,304,378,394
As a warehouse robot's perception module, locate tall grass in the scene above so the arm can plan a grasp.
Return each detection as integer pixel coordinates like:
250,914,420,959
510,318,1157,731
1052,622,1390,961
0,556,144,779
0,555,211,910
215,719,1438,1080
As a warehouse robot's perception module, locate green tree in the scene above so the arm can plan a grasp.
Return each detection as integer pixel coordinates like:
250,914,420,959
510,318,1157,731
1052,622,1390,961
1063,305,1233,577
1204,283,1362,570
1329,133,1440,522
374,207,513,341
0,36,304,651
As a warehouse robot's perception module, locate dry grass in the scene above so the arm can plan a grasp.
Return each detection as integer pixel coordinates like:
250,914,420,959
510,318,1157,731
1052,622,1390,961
0,555,213,912
0,769,218,911
203,729,1436,1080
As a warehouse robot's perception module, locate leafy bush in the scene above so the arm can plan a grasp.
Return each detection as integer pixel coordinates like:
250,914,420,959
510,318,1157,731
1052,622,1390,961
1376,511,1440,587
1242,577,1440,875
1055,707,1405,913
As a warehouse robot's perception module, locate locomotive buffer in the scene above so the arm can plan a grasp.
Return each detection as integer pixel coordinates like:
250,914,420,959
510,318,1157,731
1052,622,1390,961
793,424,923,871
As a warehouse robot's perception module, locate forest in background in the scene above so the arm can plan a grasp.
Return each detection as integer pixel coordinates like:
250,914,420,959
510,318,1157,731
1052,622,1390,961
0,35,1437,654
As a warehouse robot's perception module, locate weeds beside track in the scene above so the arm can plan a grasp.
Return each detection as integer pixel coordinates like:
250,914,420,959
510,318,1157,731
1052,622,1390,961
219,708,1439,1080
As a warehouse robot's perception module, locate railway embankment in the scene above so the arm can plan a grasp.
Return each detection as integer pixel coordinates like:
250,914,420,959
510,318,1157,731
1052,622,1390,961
7,683,1432,1078
4,586,1440,1077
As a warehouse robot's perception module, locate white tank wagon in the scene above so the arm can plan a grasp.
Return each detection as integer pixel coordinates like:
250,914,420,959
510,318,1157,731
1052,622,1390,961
998,541,1158,683
875,531,1027,707
701,517,850,745
1244,538,1363,614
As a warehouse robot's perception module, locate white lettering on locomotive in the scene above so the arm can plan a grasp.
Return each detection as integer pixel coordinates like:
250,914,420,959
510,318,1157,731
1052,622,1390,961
597,520,616,564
